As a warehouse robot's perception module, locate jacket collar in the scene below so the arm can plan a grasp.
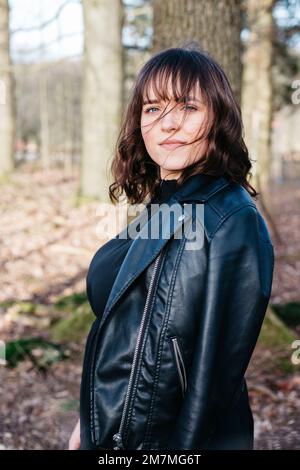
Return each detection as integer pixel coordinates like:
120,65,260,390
170,172,231,203
98,173,231,331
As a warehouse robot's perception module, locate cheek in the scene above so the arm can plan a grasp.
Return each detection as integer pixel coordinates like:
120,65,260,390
141,122,156,146
185,113,207,136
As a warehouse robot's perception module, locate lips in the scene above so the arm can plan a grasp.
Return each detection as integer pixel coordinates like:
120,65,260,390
160,142,185,150
159,139,186,144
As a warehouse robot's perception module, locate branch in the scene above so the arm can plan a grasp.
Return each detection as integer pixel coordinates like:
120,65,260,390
11,0,81,35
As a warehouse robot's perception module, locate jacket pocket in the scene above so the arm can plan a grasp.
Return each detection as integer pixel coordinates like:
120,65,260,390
169,336,187,397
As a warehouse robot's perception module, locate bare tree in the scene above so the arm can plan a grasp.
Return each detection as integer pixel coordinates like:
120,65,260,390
0,0,14,176
39,69,50,169
242,0,275,196
241,0,282,242
80,0,123,201
152,0,242,103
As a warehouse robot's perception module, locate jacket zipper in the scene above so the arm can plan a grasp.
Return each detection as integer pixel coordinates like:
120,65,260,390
171,336,187,397
112,246,166,450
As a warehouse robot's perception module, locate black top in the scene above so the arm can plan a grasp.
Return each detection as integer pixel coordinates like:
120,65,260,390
86,178,178,319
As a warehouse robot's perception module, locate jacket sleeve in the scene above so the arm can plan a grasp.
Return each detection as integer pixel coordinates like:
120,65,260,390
166,204,274,450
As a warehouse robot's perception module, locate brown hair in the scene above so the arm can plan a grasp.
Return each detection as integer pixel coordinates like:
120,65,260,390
109,44,258,205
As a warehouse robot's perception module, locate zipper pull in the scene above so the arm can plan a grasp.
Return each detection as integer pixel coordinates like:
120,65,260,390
112,432,124,450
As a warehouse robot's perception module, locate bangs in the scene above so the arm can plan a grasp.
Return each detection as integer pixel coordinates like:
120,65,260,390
141,65,207,107
139,54,212,139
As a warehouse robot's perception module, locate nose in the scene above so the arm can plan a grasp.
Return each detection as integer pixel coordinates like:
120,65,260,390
160,106,180,131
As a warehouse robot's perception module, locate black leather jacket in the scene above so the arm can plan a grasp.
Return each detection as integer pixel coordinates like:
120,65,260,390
79,173,274,450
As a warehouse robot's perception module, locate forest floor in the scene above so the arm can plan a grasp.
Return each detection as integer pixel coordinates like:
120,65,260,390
0,163,300,450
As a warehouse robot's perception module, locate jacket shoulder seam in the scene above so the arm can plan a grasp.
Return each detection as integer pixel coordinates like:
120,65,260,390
206,199,223,218
210,203,257,241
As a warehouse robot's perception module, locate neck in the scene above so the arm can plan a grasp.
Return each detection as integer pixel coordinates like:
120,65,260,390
159,169,182,180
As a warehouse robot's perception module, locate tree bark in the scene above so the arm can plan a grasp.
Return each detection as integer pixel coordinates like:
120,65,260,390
80,0,123,201
152,0,242,103
0,0,14,176
242,0,275,195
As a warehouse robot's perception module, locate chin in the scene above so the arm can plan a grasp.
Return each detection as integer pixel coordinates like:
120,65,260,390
160,161,188,171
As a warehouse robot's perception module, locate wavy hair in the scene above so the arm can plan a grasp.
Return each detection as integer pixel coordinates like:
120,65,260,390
109,45,258,205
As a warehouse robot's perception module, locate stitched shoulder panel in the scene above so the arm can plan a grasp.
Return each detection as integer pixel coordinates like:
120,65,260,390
198,182,257,242
207,181,256,218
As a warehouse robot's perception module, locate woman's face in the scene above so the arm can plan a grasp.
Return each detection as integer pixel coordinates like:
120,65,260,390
140,78,209,180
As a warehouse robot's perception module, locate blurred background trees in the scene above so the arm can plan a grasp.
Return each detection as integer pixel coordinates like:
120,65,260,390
0,0,300,450
1,0,299,196
0,0,14,175
80,0,123,200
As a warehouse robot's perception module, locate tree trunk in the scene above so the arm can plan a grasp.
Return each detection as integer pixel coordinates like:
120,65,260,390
39,70,50,170
152,0,242,103
0,0,14,176
242,0,275,195
80,0,123,201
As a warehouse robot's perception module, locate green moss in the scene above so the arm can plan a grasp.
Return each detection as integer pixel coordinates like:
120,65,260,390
258,306,297,348
0,299,16,309
60,399,79,412
276,356,299,374
5,337,67,369
0,300,36,315
257,306,299,374
0,293,94,342
271,301,300,328
54,292,88,311
50,303,95,343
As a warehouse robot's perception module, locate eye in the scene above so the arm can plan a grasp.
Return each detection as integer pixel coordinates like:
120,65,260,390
184,105,197,111
144,104,197,114
145,106,159,113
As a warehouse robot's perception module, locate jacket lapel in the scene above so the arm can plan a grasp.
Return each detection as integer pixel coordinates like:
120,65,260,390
172,173,231,203
99,200,192,330
98,173,231,330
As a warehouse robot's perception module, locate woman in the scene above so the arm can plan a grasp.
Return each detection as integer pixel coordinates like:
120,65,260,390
69,46,274,450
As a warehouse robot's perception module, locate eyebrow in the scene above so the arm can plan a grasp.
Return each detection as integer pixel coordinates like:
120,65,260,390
142,96,202,105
